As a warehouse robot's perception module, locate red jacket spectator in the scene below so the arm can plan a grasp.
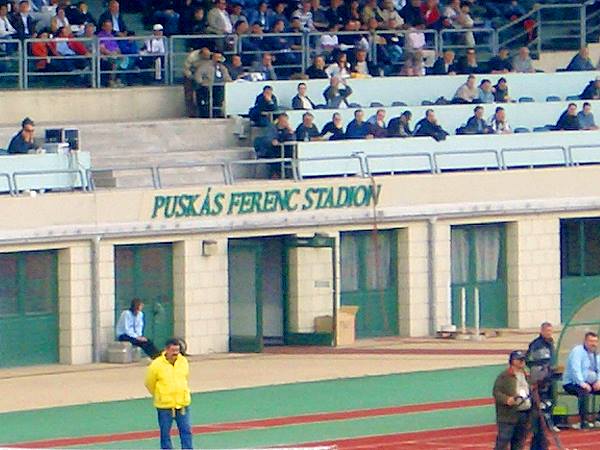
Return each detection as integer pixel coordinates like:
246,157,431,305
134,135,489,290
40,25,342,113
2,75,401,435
31,38,59,71
420,0,442,29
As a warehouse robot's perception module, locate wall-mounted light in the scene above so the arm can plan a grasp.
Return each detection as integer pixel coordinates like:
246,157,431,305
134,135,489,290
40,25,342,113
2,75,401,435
202,240,218,256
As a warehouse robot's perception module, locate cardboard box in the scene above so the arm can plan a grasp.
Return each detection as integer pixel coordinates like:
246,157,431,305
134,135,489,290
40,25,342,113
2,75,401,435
336,306,359,346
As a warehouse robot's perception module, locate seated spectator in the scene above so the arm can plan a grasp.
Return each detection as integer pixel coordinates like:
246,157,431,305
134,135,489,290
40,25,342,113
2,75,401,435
326,52,351,80
97,19,123,87
489,106,512,134
323,76,353,108
293,0,315,32
271,1,289,30
431,50,457,75
325,0,346,31
31,29,61,72
98,0,127,36
226,54,246,80
361,0,383,25
578,102,598,130
311,0,328,31
461,105,492,134
247,1,276,32
10,0,36,40
380,0,404,29
401,0,425,28
477,79,494,103
512,47,535,73
265,19,302,71
55,26,91,71
67,2,96,29
455,1,475,48
305,55,328,79
288,16,304,34
414,109,449,141
294,112,321,141
566,47,594,72
246,21,266,58
351,48,378,78
368,109,388,139
488,48,513,74
292,82,316,110
320,112,346,140
116,298,160,359
401,51,426,77
562,332,600,430
50,6,70,33
318,24,339,58
206,0,233,34
151,0,180,36
253,112,295,160
387,110,413,138
555,103,581,131
251,52,277,81
493,77,510,103
442,0,460,28
456,48,481,75
0,3,17,40
229,2,247,25
420,0,443,30
453,74,478,104
346,109,373,139
7,117,36,154
181,6,206,35
580,76,600,100
249,85,278,127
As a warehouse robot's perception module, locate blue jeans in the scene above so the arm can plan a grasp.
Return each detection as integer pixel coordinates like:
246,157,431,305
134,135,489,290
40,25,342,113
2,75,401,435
157,407,193,449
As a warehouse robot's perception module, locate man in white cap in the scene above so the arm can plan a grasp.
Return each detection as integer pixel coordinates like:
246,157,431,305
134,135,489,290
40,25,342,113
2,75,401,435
140,24,166,81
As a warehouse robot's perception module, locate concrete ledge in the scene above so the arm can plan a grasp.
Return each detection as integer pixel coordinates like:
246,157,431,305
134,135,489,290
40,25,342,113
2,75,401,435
1,86,186,126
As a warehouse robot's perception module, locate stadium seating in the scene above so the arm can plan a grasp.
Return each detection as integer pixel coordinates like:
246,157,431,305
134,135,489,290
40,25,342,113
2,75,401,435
224,71,598,116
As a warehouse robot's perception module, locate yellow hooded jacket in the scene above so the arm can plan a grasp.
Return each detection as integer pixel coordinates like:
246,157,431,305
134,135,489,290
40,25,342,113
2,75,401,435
145,352,191,409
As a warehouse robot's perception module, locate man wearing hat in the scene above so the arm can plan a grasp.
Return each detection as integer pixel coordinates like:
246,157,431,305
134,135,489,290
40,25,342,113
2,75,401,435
493,350,532,450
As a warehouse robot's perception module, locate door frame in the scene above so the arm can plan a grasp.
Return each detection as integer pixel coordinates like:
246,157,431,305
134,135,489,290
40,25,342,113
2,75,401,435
283,235,335,346
228,239,264,352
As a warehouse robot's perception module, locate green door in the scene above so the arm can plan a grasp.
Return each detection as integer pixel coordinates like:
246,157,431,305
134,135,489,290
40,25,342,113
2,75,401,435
0,251,59,368
451,224,507,328
228,240,263,352
115,243,174,348
340,230,399,338
560,218,600,322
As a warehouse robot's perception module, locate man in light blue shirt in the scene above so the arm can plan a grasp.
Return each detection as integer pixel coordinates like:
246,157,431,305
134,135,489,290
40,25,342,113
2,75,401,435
563,331,600,429
577,102,598,131
116,298,160,358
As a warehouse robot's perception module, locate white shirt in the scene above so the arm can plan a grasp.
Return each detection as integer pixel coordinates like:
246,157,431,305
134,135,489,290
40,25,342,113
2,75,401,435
300,96,313,109
144,36,166,54
325,63,351,79
111,14,120,32
21,13,29,34
219,9,232,33
320,34,338,49
115,309,144,338
0,15,16,37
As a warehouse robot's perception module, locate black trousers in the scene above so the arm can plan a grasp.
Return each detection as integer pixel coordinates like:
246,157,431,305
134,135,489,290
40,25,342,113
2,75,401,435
195,85,225,118
118,334,160,358
563,383,600,424
495,411,529,450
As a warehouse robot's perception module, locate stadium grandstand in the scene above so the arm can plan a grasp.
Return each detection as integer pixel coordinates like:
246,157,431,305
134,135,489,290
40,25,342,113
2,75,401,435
5,0,600,448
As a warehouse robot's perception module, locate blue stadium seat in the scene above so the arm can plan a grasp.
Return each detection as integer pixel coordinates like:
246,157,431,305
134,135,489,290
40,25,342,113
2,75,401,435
421,100,434,106
566,95,581,101
392,101,407,106
514,127,530,133
546,96,561,102
519,97,534,103
533,126,550,132
370,102,384,107
348,103,362,108
314,104,327,109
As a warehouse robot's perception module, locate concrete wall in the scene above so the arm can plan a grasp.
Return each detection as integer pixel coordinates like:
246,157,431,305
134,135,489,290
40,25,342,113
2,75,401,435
0,87,186,126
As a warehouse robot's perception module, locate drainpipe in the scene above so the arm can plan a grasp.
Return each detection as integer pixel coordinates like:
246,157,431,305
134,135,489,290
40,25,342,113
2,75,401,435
427,217,438,335
91,235,101,363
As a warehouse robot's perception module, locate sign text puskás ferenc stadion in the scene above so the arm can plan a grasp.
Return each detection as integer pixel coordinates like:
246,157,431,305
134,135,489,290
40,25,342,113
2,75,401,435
151,184,381,219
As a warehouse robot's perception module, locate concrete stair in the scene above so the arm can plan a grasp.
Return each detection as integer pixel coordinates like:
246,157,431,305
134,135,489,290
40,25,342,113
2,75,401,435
0,118,257,189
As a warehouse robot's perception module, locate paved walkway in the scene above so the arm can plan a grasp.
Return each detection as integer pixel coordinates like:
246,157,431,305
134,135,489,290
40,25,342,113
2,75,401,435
0,330,538,414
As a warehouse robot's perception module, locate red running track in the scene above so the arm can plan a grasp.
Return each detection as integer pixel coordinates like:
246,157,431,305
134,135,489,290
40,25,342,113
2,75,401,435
294,424,600,449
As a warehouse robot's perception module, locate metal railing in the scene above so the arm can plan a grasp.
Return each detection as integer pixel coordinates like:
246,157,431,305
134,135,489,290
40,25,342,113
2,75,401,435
239,32,307,78
440,28,497,57
24,37,96,89
0,172,15,196
497,6,541,56
12,168,88,193
0,38,22,89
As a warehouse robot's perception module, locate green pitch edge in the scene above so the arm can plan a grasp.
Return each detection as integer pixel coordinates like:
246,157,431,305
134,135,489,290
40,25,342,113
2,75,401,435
73,406,496,450
0,364,502,445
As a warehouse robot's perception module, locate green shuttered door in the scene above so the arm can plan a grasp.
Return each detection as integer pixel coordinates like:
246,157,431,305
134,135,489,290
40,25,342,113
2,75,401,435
0,251,59,367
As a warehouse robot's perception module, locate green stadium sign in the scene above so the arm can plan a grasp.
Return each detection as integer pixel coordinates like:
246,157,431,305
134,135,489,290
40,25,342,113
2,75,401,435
151,184,381,219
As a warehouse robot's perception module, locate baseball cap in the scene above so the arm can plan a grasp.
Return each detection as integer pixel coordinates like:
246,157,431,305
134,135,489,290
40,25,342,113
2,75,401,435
153,24,164,31
509,350,526,363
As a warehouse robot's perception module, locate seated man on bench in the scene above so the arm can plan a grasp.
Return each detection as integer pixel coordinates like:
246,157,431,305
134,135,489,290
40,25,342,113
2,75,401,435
563,331,600,429
116,298,161,359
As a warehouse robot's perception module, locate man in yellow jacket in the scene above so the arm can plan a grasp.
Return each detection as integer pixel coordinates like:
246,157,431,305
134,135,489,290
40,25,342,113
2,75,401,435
145,338,193,449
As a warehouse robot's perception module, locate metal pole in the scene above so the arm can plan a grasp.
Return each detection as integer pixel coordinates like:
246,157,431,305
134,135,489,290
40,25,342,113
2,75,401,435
537,9,543,54
472,286,483,341
581,4,587,48
23,39,29,89
90,235,102,362
460,286,467,334
427,217,438,335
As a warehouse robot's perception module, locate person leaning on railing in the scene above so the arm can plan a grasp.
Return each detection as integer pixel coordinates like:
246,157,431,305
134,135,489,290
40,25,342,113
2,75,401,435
193,49,232,118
